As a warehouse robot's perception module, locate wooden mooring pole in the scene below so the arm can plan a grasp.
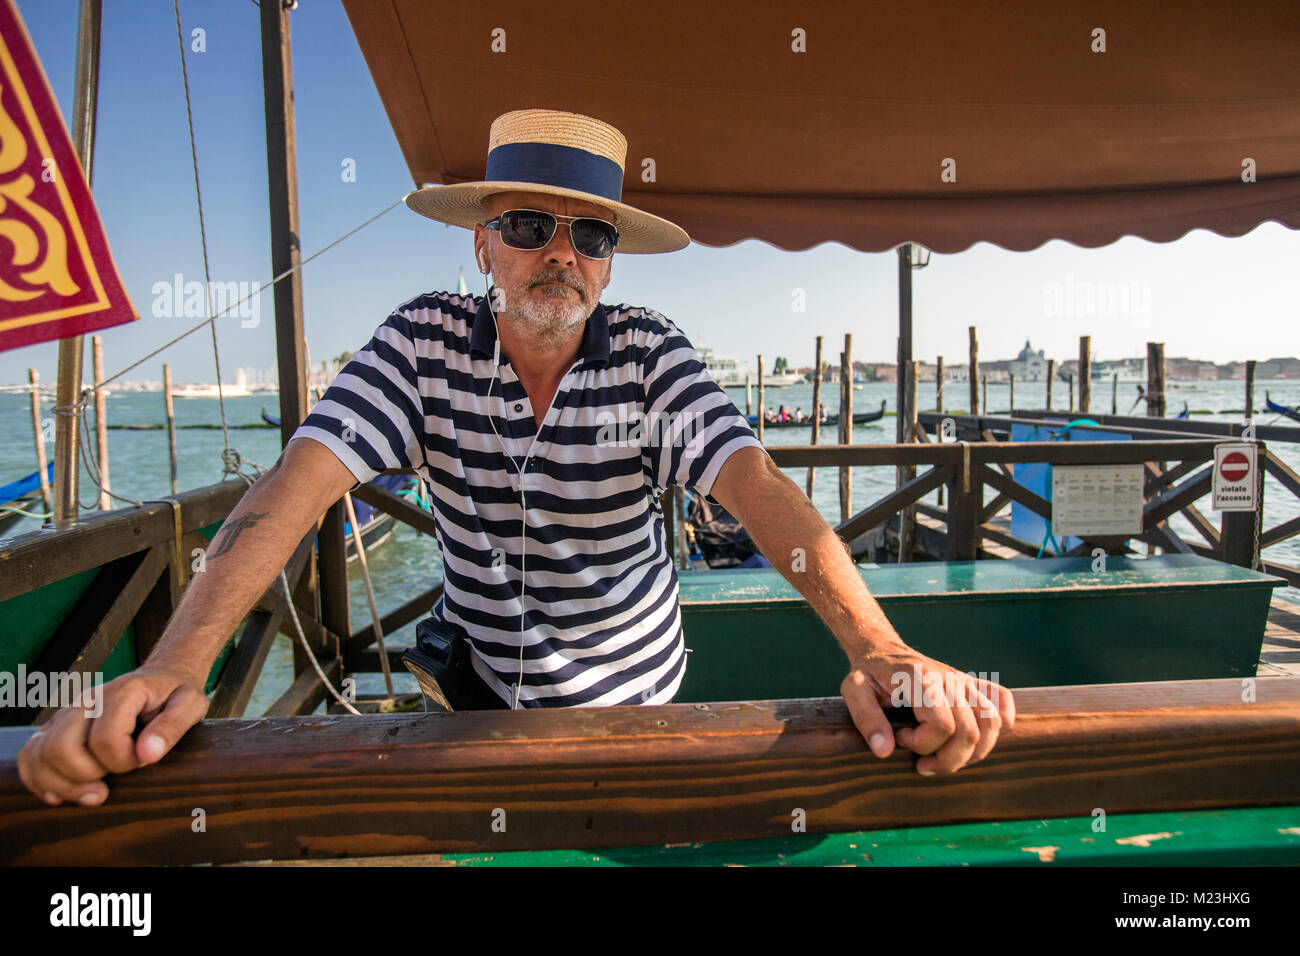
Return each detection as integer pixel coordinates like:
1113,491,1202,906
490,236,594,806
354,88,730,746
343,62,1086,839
935,356,944,413
1008,373,1015,416
1112,372,1119,415
260,0,341,665
756,354,765,443
1147,342,1166,417
163,364,179,496
898,361,918,562
1067,373,1074,412
1078,336,1091,414
52,0,104,522
1046,359,1055,410
838,337,851,524
968,326,979,415
1245,360,1256,420
92,336,110,510
897,245,913,446
27,370,51,515
982,376,988,416
806,336,822,497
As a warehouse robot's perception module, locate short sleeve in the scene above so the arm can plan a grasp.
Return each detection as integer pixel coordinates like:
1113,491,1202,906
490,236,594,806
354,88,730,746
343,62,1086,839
642,321,765,496
291,310,424,492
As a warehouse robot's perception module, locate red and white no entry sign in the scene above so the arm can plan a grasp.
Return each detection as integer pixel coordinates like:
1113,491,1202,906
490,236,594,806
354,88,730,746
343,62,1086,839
1219,451,1250,483
1213,442,1257,512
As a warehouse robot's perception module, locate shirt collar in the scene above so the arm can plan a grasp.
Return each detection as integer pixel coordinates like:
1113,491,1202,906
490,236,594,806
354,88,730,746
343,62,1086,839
470,288,611,370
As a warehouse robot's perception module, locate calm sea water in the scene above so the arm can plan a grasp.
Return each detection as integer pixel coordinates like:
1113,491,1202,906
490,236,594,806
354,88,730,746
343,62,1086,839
2,379,1298,713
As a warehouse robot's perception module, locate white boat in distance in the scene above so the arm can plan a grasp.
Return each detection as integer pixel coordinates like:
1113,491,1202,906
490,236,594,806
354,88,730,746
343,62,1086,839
699,346,803,388
173,369,252,398
171,383,252,398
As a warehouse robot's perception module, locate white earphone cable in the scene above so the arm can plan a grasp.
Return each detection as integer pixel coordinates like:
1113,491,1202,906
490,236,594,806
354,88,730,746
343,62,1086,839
481,267,532,710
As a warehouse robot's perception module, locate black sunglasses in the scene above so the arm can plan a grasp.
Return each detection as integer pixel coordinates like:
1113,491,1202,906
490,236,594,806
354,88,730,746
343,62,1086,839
484,208,620,260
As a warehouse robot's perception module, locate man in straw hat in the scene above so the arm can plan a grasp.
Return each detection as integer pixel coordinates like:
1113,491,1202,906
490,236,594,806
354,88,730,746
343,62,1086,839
19,109,1012,808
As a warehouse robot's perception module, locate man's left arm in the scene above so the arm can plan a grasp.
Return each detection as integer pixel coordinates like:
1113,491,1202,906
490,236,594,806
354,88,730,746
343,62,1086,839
709,446,1016,775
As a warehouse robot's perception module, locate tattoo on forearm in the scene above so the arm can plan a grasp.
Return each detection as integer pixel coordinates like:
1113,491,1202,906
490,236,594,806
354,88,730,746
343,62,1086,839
211,511,268,557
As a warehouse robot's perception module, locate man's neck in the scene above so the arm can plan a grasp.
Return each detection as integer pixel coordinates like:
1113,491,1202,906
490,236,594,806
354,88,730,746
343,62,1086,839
496,313,585,384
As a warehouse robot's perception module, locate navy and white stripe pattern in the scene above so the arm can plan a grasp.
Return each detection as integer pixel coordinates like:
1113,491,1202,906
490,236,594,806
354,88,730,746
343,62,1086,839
293,291,764,707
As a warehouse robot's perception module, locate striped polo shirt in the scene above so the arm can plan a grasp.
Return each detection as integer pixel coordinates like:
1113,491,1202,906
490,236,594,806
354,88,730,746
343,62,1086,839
293,290,764,707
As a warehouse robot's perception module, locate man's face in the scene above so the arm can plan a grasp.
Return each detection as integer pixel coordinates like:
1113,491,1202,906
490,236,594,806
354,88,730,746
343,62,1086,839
473,191,614,349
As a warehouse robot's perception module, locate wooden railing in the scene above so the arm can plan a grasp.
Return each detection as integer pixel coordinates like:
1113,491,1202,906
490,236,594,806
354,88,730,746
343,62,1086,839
0,481,250,724
4,676,1299,864
768,435,1297,586
3,426,1295,724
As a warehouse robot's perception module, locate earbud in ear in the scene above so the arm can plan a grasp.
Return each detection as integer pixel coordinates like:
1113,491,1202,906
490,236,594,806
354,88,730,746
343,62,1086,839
478,252,489,274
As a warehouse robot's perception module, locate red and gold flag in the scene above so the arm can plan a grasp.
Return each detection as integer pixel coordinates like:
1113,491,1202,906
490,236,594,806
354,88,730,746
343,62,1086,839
0,0,135,351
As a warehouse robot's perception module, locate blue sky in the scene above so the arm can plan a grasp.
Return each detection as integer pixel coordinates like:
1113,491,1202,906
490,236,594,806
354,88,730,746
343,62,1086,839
4,0,1298,387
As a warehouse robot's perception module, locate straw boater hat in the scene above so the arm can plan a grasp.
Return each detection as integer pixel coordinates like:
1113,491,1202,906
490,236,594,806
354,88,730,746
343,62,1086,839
404,109,690,254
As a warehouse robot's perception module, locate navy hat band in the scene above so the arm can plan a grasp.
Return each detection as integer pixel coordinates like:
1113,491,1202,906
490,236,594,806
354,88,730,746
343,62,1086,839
484,142,624,204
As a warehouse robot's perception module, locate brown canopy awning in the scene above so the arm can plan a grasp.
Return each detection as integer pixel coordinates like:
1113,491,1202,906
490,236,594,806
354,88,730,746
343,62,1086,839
341,0,1300,253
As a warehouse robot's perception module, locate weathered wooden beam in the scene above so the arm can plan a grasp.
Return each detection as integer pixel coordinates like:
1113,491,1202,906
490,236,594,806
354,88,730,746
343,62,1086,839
5,546,168,725
1143,457,1212,496
2,677,1297,866
976,521,1053,557
314,504,350,675
0,480,247,602
979,463,1050,521
1142,522,1194,555
770,443,957,468
771,439,1227,470
343,583,442,658
264,658,341,717
970,439,1223,467
353,644,412,674
1180,503,1222,549
834,465,953,543
1261,559,1300,589
1056,409,1300,444
1261,513,1300,550
921,410,1300,445
1265,454,1300,500
350,482,439,538
1142,465,1213,528
277,602,345,664
978,492,1012,523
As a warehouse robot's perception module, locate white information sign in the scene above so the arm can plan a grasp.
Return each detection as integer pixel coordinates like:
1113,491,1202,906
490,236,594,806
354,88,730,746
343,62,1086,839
1051,464,1144,537
1212,442,1258,512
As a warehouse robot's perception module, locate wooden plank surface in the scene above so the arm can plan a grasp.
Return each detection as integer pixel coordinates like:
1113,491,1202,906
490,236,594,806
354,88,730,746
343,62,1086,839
0,480,246,602
1,677,1298,866
1259,598,1300,678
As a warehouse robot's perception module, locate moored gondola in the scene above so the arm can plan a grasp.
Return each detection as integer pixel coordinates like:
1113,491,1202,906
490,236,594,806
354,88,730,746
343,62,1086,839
1266,391,1300,424
747,399,886,429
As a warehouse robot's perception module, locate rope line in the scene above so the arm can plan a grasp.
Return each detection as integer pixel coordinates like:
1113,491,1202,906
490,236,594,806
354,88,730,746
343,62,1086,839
174,0,240,478
85,196,403,397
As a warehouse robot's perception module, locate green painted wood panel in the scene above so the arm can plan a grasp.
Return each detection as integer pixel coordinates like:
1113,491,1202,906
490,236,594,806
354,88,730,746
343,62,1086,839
675,556,1282,700
440,805,1300,867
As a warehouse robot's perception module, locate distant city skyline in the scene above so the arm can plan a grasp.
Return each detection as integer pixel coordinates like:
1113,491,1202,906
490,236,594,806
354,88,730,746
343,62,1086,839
3,1,1297,390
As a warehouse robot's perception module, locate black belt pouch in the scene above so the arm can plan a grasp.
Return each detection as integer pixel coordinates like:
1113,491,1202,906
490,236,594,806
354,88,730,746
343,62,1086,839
402,615,508,712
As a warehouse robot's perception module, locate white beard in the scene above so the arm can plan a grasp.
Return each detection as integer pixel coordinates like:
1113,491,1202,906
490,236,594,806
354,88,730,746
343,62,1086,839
509,283,590,347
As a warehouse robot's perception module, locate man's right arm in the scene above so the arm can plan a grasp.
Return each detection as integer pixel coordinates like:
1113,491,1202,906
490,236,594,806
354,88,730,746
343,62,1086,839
15,436,360,807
